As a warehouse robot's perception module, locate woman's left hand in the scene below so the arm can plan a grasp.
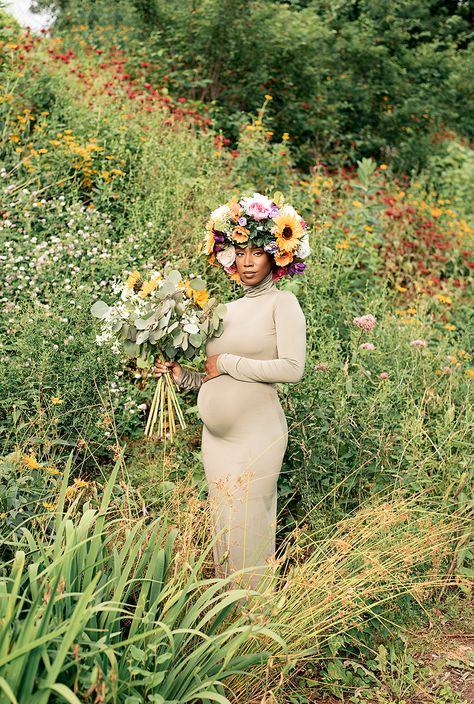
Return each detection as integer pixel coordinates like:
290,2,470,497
202,354,222,383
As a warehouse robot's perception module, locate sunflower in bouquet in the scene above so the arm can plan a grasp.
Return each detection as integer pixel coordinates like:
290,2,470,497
91,265,226,441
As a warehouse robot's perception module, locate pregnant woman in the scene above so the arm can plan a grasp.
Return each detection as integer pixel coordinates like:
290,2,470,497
153,192,310,590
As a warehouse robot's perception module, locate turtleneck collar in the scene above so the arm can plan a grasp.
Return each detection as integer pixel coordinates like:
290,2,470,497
241,271,276,297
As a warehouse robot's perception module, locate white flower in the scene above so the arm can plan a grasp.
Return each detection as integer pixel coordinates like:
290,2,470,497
296,234,311,259
216,245,236,268
210,204,231,222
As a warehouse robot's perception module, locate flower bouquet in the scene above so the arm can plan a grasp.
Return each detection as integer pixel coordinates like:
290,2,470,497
91,265,226,441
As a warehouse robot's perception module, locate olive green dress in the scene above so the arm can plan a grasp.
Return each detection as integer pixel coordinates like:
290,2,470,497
175,271,306,589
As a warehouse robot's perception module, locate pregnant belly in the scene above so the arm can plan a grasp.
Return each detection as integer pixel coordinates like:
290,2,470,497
197,374,282,438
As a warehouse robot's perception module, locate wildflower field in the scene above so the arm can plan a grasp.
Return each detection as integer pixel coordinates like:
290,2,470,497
0,2,473,702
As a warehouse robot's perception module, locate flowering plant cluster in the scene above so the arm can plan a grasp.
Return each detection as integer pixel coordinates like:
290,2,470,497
202,191,311,282
91,265,226,439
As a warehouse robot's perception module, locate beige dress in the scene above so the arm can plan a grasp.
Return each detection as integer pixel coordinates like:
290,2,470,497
175,271,306,589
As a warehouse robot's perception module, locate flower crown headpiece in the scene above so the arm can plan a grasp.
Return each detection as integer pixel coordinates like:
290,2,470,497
201,191,311,282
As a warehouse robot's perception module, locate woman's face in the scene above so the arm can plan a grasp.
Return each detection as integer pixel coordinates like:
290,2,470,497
234,245,273,285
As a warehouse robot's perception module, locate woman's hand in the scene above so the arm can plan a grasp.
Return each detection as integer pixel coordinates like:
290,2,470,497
152,358,183,384
202,354,222,383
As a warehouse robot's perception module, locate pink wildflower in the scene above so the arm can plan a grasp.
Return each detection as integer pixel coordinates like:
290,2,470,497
353,314,377,332
360,342,375,350
410,339,427,349
315,362,329,372
379,371,389,379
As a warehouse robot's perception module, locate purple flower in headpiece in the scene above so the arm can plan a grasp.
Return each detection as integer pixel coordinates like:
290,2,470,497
294,262,306,273
269,204,280,218
213,233,225,243
264,240,279,254
238,216,247,226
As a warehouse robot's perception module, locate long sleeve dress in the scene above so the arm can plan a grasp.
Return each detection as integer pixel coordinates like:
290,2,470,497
174,271,306,590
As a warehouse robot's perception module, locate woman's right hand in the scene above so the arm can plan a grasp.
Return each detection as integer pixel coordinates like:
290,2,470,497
152,358,183,384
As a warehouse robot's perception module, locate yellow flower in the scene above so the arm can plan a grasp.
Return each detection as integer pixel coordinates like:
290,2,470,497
379,164,388,170
44,466,60,476
193,289,209,308
336,241,350,249
274,250,294,267
230,226,250,244
126,270,141,290
138,278,159,298
22,454,41,469
273,205,304,253
65,479,91,501
444,324,456,331
51,396,63,405
466,369,474,379
352,200,363,208
264,94,273,100
282,133,290,141
42,501,57,510
435,294,452,305
396,285,408,293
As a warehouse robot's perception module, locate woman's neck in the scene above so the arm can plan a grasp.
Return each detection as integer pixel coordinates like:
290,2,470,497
241,271,275,298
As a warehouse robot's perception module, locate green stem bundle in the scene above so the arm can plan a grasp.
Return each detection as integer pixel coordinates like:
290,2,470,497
144,366,187,441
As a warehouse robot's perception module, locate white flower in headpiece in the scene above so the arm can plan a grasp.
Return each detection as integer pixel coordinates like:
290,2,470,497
210,204,231,222
295,234,311,259
216,245,236,268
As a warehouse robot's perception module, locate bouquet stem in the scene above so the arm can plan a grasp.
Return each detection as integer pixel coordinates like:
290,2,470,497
144,366,187,441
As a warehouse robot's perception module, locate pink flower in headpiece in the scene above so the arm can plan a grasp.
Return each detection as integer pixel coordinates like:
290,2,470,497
241,192,274,221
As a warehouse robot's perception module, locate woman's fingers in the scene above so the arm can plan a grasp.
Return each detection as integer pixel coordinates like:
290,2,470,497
152,359,170,378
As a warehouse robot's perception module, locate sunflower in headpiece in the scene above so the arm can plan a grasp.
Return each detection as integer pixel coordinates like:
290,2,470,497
273,205,304,253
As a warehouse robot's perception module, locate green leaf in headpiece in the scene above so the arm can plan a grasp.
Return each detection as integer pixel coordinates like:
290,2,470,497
273,191,285,207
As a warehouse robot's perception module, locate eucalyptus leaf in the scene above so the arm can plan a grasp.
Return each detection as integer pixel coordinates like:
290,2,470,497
136,330,150,345
189,333,202,347
90,300,110,318
149,329,165,343
164,343,176,358
167,270,182,285
189,277,206,291
183,323,199,334
123,340,139,357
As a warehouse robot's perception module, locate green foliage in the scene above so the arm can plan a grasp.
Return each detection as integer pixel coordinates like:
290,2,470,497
32,0,474,173
0,452,282,701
